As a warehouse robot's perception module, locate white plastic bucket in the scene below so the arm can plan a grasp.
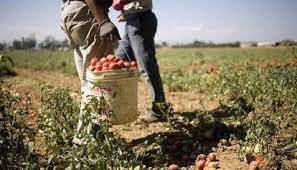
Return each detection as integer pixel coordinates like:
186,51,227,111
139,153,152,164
86,68,139,125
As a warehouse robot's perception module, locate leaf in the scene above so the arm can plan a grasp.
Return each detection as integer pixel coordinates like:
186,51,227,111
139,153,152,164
28,141,35,153
65,165,73,170
47,154,55,165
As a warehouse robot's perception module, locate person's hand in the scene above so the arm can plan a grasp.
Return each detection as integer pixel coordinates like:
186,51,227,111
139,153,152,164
99,19,121,41
112,0,124,11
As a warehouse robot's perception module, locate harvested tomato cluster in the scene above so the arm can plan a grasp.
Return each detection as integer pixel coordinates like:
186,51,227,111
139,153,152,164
89,54,137,72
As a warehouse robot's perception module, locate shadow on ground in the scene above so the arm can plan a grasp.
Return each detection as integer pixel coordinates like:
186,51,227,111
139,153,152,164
129,106,250,167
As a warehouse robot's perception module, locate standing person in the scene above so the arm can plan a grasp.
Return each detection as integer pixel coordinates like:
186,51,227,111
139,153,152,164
112,0,168,122
60,0,120,145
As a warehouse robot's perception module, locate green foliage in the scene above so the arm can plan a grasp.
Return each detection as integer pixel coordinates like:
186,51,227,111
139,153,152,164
12,35,37,50
4,48,297,168
0,81,38,169
0,52,16,77
38,36,70,50
162,69,216,92
7,48,287,75
158,47,285,68
38,85,140,169
171,40,241,48
160,48,297,168
8,50,76,74
38,85,79,162
214,65,297,168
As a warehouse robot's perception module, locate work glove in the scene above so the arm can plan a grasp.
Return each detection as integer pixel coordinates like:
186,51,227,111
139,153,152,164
112,0,125,11
99,19,121,41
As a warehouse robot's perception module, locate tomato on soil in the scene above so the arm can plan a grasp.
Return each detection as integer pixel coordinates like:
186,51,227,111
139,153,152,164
255,156,264,165
168,164,179,170
195,160,206,170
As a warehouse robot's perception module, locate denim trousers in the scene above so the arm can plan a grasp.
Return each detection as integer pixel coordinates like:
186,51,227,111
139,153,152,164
116,10,166,104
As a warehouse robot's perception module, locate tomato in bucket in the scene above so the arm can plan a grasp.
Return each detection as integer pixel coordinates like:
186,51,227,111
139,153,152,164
85,54,139,125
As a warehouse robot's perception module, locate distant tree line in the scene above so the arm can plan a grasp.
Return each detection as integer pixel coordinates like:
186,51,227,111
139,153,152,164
1,36,297,51
277,39,297,46
38,36,69,50
0,42,8,51
0,35,70,51
185,40,240,48
12,36,37,49
155,40,241,48
156,39,297,48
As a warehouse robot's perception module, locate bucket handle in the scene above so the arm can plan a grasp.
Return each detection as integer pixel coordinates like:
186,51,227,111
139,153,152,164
120,44,133,62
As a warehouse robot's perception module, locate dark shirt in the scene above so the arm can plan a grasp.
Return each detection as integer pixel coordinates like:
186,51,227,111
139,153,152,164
63,0,112,9
97,0,113,9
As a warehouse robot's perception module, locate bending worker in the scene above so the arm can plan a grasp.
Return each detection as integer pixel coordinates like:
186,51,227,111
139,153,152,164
60,0,120,145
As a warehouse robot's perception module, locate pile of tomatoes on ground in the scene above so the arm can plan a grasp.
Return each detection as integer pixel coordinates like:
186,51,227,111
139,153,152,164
88,54,137,72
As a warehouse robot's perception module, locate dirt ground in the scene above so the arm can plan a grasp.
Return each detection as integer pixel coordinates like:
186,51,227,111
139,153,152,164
4,68,251,169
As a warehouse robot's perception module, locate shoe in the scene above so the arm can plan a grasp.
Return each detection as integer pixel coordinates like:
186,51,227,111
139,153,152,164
139,109,165,123
139,102,172,123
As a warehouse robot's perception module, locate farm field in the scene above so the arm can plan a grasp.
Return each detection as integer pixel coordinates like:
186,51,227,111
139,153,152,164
1,47,297,169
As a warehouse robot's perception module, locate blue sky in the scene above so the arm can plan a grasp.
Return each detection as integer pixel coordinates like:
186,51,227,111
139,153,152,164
0,0,297,43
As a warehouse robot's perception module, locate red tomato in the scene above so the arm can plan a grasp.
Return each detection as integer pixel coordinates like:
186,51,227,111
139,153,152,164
210,64,217,74
109,63,120,70
106,54,116,62
117,60,124,67
249,161,259,170
195,160,206,170
90,57,98,66
102,67,109,72
168,164,179,170
130,61,137,67
95,62,102,70
123,61,130,68
102,62,111,68
96,65,103,72
255,156,264,165
95,62,102,67
99,57,108,64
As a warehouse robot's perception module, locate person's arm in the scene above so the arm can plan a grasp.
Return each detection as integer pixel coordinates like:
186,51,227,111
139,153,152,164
85,0,109,23
112,0,134,11
85,0,121,41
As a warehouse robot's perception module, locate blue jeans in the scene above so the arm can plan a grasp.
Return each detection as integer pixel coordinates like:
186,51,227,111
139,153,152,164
117,10,165,104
